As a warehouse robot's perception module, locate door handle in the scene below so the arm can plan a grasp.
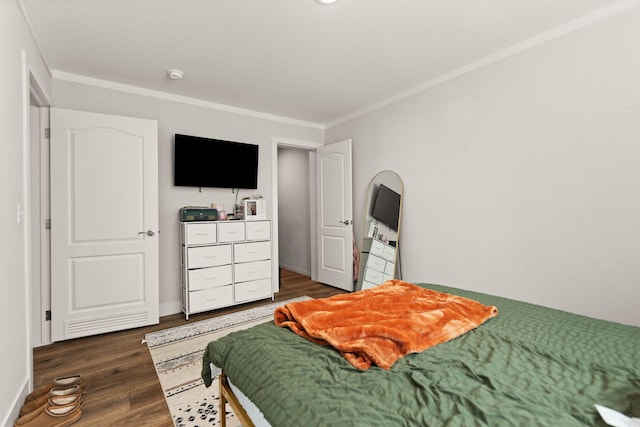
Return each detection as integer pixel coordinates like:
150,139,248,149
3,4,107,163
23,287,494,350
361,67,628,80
138,229,157,236
339,220,352,225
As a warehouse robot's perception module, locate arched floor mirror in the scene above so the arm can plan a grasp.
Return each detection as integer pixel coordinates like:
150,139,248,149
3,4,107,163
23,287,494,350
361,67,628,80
356,170,404,291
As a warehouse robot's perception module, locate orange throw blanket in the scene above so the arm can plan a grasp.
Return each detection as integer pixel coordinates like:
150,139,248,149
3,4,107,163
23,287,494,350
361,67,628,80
274,280,498,370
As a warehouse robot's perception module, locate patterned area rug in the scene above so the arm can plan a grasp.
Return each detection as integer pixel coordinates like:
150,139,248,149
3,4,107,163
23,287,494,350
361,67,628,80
144,297,309,427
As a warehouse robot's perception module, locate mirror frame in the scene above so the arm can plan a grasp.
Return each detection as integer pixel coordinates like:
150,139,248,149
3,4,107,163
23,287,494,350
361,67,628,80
356,170,404,290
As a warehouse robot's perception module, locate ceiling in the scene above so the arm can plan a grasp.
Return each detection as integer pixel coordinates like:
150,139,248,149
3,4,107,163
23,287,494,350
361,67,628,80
21,0,622,127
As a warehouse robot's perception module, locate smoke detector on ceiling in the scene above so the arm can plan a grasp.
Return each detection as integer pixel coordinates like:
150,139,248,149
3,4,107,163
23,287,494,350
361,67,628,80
315,0,337,4
167,69,184,80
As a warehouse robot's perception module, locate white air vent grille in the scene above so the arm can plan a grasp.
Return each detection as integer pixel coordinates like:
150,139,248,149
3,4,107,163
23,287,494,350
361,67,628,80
65,311,149,338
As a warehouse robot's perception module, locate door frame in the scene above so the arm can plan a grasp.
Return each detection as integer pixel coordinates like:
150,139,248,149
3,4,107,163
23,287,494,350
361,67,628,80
271,137,323,288
21,52,52,410
29,104,51,347
25,57,52,350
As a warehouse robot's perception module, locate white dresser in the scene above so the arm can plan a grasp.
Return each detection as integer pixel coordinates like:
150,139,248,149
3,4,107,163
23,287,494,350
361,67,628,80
179,220,273,319
358,237,397,290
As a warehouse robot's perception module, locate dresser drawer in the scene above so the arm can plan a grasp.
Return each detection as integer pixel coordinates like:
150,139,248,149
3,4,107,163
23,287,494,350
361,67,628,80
185,222,217,245
235,278,272,303
369,239,385,257
361,279,378,291
234,241,271,263
187,245,232,269
188,265,232,291
218,221,246,242
234,260,271,283
382,245,396,262
246,221,271,240
365,254,386,273
188,285,233,313
384,261,395,276
364,267,383,284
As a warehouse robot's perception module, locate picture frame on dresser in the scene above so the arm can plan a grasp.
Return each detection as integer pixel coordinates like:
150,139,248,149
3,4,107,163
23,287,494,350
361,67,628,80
244,199,267,220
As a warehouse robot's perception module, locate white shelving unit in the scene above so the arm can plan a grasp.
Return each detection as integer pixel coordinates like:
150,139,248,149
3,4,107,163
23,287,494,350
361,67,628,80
179,220,273,319
358,237,397,290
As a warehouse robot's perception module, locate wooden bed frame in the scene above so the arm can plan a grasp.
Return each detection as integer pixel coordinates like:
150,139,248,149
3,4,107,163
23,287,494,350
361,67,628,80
219,373,255,427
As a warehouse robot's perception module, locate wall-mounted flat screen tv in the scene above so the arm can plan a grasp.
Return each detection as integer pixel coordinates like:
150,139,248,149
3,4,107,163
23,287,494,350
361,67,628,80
174,134,259,189
371,183,401,231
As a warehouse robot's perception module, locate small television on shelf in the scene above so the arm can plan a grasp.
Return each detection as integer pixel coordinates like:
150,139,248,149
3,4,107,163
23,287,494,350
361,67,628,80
371,183,401,231
174,134,259,189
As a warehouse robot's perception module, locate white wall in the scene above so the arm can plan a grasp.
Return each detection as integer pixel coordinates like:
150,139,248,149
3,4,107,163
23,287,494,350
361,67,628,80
4,13,638,427
51,79,323,316
277,147,311,275
1,1,51,425
327,7,640,326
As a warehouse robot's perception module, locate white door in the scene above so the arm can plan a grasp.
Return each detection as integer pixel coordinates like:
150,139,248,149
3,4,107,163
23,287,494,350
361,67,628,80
50,108,159,341
316,139,354,291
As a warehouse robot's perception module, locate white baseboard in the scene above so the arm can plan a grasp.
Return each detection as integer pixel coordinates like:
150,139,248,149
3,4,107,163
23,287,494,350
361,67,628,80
2,378,27,427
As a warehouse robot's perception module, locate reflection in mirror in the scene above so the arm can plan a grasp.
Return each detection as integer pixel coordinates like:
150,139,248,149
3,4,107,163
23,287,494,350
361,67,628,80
356,170,403,291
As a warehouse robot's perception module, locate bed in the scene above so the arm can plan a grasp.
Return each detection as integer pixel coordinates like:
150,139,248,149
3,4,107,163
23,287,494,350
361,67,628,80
202,282,640,426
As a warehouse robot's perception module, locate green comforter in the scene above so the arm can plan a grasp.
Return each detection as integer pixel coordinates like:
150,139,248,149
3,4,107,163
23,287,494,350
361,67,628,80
202,284,640,426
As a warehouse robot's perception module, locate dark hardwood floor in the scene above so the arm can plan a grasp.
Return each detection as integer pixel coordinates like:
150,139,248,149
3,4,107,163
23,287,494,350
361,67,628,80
31,269,347,426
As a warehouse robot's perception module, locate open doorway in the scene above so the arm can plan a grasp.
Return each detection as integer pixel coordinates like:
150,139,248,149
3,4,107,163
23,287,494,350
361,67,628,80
277,146,312,276
270,137,323,292
271,137,354,292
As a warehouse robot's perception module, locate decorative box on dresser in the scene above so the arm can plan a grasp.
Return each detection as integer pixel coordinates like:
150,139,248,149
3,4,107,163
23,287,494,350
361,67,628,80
180,220,273,319
358,237,397,290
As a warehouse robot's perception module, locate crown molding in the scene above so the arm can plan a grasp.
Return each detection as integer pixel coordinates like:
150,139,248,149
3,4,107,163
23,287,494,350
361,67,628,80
325,0,640,128
51,70,325,130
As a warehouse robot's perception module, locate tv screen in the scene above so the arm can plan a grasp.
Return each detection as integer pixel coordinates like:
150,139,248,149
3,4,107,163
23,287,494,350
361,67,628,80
371,183,401,231
174,134,259,189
